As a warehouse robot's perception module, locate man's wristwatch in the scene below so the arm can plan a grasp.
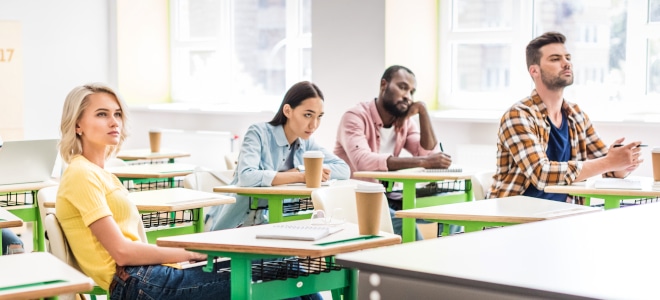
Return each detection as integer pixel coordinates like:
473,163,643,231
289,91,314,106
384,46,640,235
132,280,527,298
296,165,305,172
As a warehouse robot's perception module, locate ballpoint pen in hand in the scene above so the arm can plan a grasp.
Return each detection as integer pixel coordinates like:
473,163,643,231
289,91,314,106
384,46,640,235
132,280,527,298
438,142,444,152
613,144,647,148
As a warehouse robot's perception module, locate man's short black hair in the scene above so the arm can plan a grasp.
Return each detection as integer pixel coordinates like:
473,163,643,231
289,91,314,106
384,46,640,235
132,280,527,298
381,65,415,82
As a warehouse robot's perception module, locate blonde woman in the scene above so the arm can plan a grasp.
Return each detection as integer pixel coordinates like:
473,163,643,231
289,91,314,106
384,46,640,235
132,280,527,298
55,83,231,299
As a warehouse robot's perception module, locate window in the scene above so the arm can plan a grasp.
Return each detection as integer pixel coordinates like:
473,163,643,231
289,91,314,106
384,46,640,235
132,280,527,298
438,0,660,116
170,0,311,110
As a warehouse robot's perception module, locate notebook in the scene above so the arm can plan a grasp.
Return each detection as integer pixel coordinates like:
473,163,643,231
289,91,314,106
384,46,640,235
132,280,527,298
423,167,463,173
256,224,344,241
0,139,59,185
593,177,642,190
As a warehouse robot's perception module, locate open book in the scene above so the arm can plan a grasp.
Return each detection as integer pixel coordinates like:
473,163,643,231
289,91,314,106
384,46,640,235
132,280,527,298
256,224,344,241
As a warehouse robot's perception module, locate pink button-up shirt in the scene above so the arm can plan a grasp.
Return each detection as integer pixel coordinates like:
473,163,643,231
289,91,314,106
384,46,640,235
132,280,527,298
334,99,436,179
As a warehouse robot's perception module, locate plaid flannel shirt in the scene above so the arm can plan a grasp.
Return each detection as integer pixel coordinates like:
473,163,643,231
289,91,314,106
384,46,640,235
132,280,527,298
487,90,609,199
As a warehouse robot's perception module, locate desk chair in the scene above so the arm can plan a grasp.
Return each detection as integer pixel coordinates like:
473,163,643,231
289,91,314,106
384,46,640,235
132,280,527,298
43,214,107,300
183,169,235,192
183,168,235,231
311,185,394,234
472,170,495,200
40,196,148,300
224,151,240,170
37,186,58,235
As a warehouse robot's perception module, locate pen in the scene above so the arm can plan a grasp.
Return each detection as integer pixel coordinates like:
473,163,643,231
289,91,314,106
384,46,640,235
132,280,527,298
438,142,444,152
613,144,647,148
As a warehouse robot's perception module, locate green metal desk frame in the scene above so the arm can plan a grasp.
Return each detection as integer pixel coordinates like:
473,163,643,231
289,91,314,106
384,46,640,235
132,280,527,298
139,208,203,244
380,178,473,243
2,190,45,252
575,194,654,210
418,219,517,233
244,193,314,223
198,251,356,300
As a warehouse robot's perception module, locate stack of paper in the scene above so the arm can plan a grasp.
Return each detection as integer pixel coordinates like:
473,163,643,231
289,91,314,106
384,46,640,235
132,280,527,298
594,178,642,190
256,224,344,241
652,181,660,190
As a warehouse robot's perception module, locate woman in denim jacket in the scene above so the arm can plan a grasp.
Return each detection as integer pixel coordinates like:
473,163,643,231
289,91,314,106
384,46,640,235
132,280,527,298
207,81,350,231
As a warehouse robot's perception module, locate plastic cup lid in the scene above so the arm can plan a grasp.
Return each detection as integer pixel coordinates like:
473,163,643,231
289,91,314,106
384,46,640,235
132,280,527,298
653,147,660,153
303,150,324,158
149,128,162,133
355,183,385,193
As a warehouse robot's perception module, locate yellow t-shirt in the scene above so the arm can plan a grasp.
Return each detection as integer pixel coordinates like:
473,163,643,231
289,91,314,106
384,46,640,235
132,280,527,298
55,155,141,290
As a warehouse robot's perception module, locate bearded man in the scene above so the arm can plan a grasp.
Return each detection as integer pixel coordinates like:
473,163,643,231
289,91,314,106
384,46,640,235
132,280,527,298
488,31,642,201
334,65,453,240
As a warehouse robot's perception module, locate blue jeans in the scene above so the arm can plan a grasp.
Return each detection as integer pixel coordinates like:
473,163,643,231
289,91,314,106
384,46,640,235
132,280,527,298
110,262,322,300
110,264,231,299
1,229,24,255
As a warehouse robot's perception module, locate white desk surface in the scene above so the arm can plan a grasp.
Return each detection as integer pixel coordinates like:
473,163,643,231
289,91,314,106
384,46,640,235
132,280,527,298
338,202,660,300
0,252,94,300
0,207,23,229
354,168,473,181
0,180,58,193
43,187,234,211
107,163,195,178
395,195,600,223
213,179,362,196
544,176,660,197
157,219,401,258
116,149,191,161
128,187,235,211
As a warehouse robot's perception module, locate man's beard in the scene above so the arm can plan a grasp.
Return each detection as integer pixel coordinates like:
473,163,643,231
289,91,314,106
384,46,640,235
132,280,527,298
382,89,409,117
541,68,573,90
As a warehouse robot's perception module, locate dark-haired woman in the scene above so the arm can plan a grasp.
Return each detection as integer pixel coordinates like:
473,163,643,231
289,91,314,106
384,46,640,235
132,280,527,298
207,81,349,231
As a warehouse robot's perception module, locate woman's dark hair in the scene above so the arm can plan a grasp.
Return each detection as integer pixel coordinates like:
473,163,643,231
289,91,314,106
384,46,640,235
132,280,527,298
269,81,324,126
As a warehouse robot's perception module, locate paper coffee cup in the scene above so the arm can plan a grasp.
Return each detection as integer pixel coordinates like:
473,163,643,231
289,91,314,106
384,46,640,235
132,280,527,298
149,129,162,153
653,148,660,182
355,183,385,235
303,151,325,188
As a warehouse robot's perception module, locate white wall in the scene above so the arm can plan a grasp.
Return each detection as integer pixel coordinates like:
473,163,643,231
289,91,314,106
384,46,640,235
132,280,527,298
3,0,659,178
0,0,110,140
311,0,386,150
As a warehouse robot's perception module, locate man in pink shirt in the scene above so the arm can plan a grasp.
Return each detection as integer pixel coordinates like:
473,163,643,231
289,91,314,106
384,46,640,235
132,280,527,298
334,65,453,239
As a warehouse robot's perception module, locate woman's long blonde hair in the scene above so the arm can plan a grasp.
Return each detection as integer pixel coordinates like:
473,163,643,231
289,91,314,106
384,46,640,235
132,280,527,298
59,83,129,164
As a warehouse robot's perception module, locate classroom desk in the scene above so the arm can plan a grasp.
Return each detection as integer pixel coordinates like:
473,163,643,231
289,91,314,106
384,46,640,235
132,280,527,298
353,168,473,242
395,195,600,233
0,252,94,300
0,207,23,229
107,163,195,188
544,176,660,210
0,208,23,256
116,148,191,163
213,180,360,223
337,202,660,299
0,180,58,251
43,188,235,244
157,220,401,300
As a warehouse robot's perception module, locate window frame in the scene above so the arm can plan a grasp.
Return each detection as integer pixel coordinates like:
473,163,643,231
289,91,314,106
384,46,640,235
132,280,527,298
437,0,660,116
168,0,311,106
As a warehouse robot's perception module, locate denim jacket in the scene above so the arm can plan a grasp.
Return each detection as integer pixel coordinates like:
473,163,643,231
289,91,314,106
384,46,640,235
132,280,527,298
207,122,350,230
